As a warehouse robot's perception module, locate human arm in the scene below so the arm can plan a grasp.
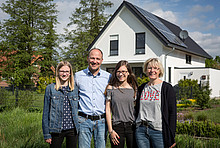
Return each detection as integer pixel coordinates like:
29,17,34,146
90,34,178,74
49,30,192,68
170,143,176,148
106,100,120,145
42,85,52,140
105,85,120,145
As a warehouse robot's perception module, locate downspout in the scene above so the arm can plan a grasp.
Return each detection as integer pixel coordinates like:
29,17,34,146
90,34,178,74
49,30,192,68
164,47,175,82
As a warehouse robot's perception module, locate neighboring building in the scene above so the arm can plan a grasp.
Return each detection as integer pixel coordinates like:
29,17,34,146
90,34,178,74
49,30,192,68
87,1,220,98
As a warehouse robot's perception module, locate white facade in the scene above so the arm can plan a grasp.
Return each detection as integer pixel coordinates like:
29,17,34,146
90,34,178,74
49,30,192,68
90,4,220,98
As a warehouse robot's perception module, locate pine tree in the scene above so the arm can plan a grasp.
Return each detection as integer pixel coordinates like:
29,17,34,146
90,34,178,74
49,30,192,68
62,0,113,72
0,0,58,88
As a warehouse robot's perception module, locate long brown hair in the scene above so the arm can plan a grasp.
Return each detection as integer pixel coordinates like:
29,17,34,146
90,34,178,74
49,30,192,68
55,61,74,91
104,60,138,97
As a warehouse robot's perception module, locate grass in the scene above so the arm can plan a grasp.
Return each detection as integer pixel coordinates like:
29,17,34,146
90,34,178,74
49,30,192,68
1,108,220,148
1,89,219,147
32,93,44,108
175,134,220,148
192,107,220,123
0,108,48,148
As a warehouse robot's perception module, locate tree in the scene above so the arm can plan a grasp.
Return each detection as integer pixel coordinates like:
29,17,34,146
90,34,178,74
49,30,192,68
205,56,220,70
0,0,59,88
62,0,113,73
195,80,211,109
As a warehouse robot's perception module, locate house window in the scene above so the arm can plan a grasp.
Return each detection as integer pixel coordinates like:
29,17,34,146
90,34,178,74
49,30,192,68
168,67,171,83
186,54,191,64
132,67,143,78
136,33,145,54
110,35,118,56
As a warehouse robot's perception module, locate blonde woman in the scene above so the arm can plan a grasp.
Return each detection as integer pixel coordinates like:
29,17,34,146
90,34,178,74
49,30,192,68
42,61,79,148
135,58,176,148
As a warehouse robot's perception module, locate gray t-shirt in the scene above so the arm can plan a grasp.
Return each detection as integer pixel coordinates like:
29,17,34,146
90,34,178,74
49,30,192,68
136,82,163,131
106,88,135,125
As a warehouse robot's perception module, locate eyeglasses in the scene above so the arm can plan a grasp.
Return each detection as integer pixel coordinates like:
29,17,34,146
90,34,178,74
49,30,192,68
116,70,128,75
147,67,160,71
59,70,70,74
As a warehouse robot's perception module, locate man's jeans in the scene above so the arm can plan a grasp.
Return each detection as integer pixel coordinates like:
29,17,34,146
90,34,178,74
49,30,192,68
135,125,164,148
78,115,106,148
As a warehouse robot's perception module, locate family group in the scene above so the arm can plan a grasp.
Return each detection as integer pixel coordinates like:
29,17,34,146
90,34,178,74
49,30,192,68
42,48,176,148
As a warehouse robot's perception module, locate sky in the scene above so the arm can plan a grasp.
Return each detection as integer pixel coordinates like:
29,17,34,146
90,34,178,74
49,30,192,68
0,0,220,58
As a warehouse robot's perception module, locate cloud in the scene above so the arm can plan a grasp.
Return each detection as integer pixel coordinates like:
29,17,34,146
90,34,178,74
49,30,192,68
0,0,9,20
153,9,178,24
180,17,216,32
190,31,220,57
189,5,213,17
54,0,80,34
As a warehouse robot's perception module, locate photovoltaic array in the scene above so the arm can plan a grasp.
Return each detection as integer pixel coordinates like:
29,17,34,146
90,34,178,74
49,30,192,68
133,5,187,48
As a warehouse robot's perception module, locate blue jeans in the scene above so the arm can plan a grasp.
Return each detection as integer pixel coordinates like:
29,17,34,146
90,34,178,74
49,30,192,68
78,115,106,148
135,125,164,148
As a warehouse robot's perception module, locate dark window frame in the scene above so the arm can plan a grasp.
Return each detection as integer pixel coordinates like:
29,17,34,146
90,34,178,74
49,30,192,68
168,67,171,83
136,32,145,54
186,54,191,64
110,35,118,56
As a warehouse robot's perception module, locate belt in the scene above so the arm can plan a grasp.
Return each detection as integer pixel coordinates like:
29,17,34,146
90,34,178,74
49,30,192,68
78,112,105,121
141,120,148,127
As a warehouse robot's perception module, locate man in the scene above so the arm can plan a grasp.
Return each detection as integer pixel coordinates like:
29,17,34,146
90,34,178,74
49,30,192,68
75,48,111,148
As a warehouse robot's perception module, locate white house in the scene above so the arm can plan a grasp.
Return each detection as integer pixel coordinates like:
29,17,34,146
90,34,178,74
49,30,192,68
87,1,220,98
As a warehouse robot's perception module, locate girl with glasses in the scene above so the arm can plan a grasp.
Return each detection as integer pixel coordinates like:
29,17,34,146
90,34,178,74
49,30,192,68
42,61,79,148
105,60,138,148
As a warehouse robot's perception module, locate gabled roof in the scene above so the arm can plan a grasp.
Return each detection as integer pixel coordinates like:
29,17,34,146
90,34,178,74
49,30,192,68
87,1,212,59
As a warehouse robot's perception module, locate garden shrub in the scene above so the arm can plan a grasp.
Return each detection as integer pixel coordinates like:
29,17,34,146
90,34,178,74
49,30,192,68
195,81,211,109
177,79,212,109
209,98,220,105
176,120,220,138
178,98,192,107
177,79,199,99
137,75,149,86
37,76,55,93
184,112,194,120
196,113,208,122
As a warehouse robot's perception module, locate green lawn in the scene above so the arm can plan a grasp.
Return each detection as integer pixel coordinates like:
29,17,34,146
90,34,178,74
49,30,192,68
1,89,219,148
0,108,219,148
193,107,220,123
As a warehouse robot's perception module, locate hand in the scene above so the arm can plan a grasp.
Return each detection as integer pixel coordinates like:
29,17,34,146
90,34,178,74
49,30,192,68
45,138,52,144
170,143,176,148
110,130,120,145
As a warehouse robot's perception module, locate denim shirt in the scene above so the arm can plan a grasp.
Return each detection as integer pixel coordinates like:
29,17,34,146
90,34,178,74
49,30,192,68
42,83,79,140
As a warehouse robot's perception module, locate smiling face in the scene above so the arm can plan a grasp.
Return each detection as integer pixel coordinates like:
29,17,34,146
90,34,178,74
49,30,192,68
87,49,103,75
146,62,160,80
59,65,70,83
116,65,129,83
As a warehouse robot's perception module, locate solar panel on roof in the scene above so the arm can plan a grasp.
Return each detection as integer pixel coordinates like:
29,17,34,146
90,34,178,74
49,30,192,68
133,5,187,48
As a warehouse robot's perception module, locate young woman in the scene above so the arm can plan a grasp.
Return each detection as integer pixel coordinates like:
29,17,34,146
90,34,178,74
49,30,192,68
42,61,79,148
105,60,138,148
135,58,177,148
